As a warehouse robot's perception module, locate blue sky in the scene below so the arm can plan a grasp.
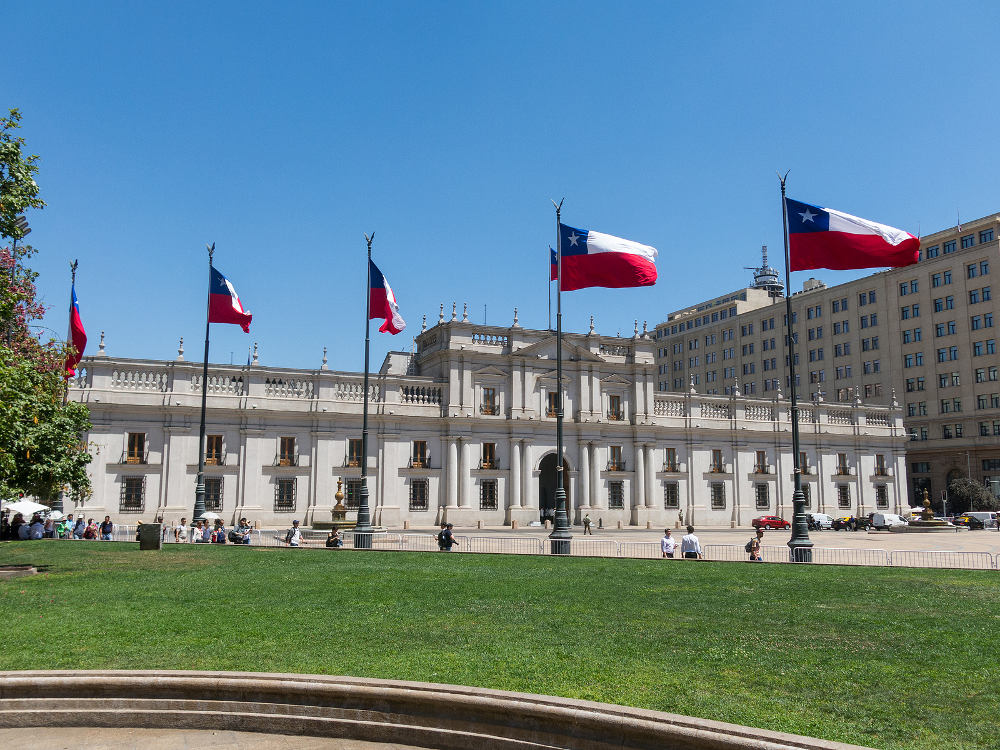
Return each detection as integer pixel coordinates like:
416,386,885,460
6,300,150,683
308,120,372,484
7,1,999,371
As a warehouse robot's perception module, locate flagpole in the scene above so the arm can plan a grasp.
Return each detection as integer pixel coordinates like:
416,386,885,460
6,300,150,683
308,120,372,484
354,233,376,550
193,242,214,525
779,174,813,562
54,260,78,513
547,248,552,330
549,199,572,554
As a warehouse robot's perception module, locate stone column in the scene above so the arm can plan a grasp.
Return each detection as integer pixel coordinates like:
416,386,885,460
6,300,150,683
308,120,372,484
447,438,459,507
590,442,601,508
510,439,522,508
645,444,655,508
579,442,590,508
634,444,645,512
460,439,471,507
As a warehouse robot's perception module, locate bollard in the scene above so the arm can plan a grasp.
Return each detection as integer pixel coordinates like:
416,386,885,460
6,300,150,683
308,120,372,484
477,520,483,529
138,523,162,551
511,519,518,529
617,520,623,529
646,521,652,529
403,520,410,530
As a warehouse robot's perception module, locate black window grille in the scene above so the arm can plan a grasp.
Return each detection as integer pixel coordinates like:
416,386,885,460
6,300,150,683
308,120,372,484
409,479,429,511
120,476,146,512
205,477,223,512
275,478,296,512
710,482,726,509
837,484,851,509
345,479,362,509
755,484,769,510
609,481,624,509
875,485,889,509
480,479,498,511
663,482,679,509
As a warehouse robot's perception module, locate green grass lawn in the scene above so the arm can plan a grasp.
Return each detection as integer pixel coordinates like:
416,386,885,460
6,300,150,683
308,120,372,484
1,542,997,750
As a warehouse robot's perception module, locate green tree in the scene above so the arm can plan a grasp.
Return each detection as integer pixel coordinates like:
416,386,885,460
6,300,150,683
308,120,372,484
947,478,999,515
1,108,91,504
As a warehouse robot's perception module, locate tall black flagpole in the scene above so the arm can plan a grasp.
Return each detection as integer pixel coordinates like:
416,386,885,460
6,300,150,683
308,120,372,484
54,260,79,513
354,233,375,549
779,174,813,562
193,242,214,524
549,200,572,554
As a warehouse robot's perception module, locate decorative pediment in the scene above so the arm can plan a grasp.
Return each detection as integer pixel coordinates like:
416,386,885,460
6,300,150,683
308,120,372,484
515,337,603,363
472,365,508,378
600,373,633,387
534,369,558,385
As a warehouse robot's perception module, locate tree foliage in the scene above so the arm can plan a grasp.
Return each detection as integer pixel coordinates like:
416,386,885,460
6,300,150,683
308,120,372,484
1,108,91,503
947,478,999,515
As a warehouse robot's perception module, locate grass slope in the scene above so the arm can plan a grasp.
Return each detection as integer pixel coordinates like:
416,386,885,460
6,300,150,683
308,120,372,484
1,542,997,750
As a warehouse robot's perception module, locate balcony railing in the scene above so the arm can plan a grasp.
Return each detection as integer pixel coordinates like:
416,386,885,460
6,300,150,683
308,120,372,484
275,454,298,467
344,456,362,467
662,463,679,472
204,453,226,466
835,466,851,476
607,410,624,421
874,467,890,476
546,407,557,418
120,450,148,465
480,403,498,416
606,460,627,472
478,459,499,470
408,455,431,469
753,465,771,474
709,465,725,473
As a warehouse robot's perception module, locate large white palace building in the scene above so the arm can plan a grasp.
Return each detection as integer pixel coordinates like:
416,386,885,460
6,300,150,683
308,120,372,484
67,317,909,528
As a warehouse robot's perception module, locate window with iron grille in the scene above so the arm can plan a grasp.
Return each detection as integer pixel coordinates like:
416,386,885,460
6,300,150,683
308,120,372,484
755,483,769,510
875,485,889,509
480,479,498,510
345,479,362,509
279,437,296,466
348,439,363,467
409,479,428,511
205,435,223,465
205,477,223,511
126,432,146,464
710,482,725,509
663,482,679,508
837,484,851,509
608,480,624,508
120,476,145,512
274,478,296,512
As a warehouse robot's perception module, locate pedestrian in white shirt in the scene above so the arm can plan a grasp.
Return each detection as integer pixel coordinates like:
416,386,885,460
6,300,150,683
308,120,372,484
660,529,676,558
680,525,702,559
174,518,189,543
285,519,306,547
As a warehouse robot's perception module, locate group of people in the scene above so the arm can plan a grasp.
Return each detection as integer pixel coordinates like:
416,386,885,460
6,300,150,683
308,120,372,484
282,520,343,548
659,526,766,562
168,516,254,545
1,512,114,541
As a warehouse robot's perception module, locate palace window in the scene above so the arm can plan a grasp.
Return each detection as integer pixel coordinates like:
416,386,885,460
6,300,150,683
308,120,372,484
481,442,496,469
608,394,623,421
480,479,498,511
663,482,679,509
348,438,363,467
481,387,497,415
546,391,558,417
205,434,223,465
411,440,427,468
274,478,296,512
875,485,889,509
205,477,223,512
664,447,678,472
345,479,362,509
608,481,624,509
755,484,769,510
754,450,768,474
710,482,726,510
608,445,623,472
126,432,146,464
120,476,145,513
279,436,297,466
710,449,723,473
837,484,851,509
409,479,428,511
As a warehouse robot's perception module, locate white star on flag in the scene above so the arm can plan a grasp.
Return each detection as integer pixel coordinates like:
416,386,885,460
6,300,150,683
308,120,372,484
799,208,817,223
567,232,580,246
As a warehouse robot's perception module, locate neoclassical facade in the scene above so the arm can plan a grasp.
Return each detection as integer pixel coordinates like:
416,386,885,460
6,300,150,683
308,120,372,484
68,319,909,527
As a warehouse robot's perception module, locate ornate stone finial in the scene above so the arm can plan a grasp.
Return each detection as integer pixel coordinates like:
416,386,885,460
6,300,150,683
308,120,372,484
588,315,595,335
689,374,697,394
97,330,106,356
815,388,824,403
252,342,259,365
642,320,648,338
439,303,445,324
321,347,328,370
462,302,469,322
451,302,457,321
177,337,184,361
633,320,640,338
890,386,898,408
732,376,741,398
512,307,520,328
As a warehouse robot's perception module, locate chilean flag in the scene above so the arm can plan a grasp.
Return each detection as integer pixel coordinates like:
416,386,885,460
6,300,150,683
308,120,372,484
551,223,657,292
369,259,406,334
64,285,87,379
786,198,920,271
208,266,252,332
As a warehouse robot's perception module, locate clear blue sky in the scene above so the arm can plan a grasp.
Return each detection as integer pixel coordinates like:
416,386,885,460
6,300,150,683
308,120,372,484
8,1,999,371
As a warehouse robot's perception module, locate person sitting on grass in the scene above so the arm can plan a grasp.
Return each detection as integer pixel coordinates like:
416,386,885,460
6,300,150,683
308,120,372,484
211,519,227,544
231,517,253,545
326,526,343,548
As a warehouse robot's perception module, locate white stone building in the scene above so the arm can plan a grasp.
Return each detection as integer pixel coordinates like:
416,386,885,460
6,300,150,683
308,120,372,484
67,318,909,528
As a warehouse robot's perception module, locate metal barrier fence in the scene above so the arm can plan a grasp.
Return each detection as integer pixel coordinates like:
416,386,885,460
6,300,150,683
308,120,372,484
35,526,1000,570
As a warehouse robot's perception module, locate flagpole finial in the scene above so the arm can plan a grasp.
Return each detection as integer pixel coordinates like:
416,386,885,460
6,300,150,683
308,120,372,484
321,347,328,370
365,232,375,251
512,307,520,328
439,304,444,324
177,337,184,361
206,242,215,262
70,259,78,284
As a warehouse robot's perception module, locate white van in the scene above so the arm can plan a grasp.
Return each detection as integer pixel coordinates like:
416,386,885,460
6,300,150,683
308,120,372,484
808,513,834,529
871,513,907,530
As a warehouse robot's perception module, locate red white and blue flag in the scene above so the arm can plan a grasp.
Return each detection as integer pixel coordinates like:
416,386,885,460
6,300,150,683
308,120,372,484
65,284,87,379
369,260,406,335
551,223,657,291
208,266,252,332
786,198,920,271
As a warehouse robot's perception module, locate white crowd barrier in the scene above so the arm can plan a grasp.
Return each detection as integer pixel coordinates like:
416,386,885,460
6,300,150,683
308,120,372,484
37,527,1000,570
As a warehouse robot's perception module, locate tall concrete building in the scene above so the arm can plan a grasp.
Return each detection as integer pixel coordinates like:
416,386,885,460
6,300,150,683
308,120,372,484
654,212,1000,508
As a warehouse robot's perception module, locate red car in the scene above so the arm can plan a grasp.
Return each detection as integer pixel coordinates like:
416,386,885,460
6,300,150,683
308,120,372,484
752,515,790,530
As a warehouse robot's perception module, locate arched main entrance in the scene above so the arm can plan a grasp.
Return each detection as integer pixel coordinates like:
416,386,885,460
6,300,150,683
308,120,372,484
538,453,571,523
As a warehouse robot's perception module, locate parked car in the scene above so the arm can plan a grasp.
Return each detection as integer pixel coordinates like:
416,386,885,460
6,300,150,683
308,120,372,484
953,512,996,530
832,515,872,531
752,515,790,530
871,512,907,530
807,513,834,530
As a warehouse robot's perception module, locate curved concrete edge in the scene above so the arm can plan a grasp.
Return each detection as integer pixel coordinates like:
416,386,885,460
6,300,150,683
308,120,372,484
0,671,875,750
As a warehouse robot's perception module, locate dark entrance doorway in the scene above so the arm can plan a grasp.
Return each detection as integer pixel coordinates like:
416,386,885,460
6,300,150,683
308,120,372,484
538,453,571,523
